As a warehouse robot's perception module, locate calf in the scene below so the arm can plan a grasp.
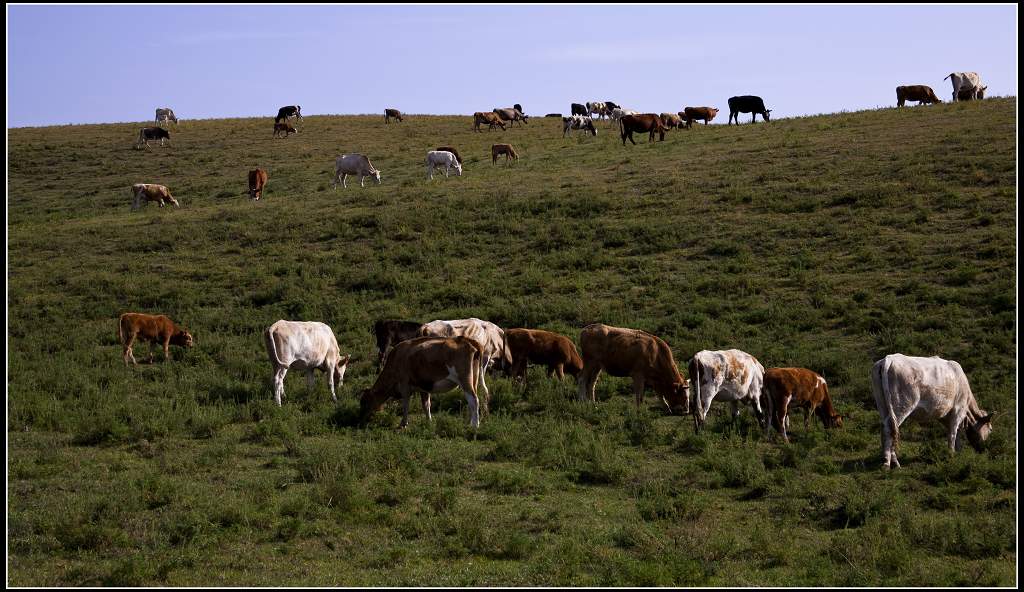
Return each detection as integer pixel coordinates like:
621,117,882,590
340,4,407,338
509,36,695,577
332,153,381,188
474,111,506,132
896,85,942,107
727,95,771,124
763,367,842,443
130,183,179,210
135,127,170,149
264,320,351,406
681,106,719,128
577,323,689,414
426,150,462,179
619,113,668,145
384,108,403,123
689,349,768,433
491,143,518,164
118,312,193,365
435,146,463,165
505,328,583,382
373,319,424,370
247,168,268,200
273,122,298,137
956,86,987,101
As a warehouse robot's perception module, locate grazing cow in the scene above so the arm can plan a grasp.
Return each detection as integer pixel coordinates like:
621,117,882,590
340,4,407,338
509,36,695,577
130,183,179,210
689,349,768,433
513,103,524,114
956,86,987,101
896,85,942,107
418,318,512,407
373,319,424,370
332,153,381,188
264,320,351,406
435,146,463,165
659,112,685,129
491,143,519,164
505,328,583,383
118,312,193,365
871,354,994,469
604,101,620,116
570,102,589,116
494,107,529,127
247,168,268,200
619,113,668,145
944,72,984,102
154,107,178,125
562,115,598,137
426,150,462,179
577,323,690,414
134,127,170,149
682,106,719,128
727,96,771,124
587,101,607,119
384,108,403,123
275,105,302,123
272,122,298,137
359,336,484,429
473,111,506,132
763,367,843,443
609,107,638,124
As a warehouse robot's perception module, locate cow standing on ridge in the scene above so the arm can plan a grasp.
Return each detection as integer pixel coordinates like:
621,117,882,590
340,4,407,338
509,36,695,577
727,96,771,124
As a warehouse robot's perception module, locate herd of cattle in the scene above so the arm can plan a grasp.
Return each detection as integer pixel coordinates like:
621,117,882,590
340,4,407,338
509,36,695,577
117,311,996,470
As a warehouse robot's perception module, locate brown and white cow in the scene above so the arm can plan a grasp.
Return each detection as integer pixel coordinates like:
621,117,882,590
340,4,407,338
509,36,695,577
373,319,424,370
118,312,193,365
418,318,512,407
763,367,842,443
491,143,518,164
273,122,298,137
689,349,768,433
248,168,268,200
505,328,583,383
384,108,404,123
473,111,506,132
619,114,668,145
896,85,942,107
681,107,719,128
359,336,484,429
577,323,689,414
659,113,685,129
130,183,179,210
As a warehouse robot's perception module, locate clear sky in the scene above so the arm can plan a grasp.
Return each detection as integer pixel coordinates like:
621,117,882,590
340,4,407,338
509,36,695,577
7,4,1018,127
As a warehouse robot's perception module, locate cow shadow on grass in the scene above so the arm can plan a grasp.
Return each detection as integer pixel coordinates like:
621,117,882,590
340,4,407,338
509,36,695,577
196,381,261,405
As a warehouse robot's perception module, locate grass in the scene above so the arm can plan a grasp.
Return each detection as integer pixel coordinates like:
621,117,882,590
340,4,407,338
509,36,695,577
6,98,1017,586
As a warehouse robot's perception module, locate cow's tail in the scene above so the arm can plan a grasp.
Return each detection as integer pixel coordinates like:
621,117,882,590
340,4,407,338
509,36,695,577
872,358,899,448
761,370,774,433
689,356,703,421
263,326,284,368
117,314,126,344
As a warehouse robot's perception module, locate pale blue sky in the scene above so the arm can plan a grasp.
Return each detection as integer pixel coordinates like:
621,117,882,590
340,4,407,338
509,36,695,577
7,4,1018,127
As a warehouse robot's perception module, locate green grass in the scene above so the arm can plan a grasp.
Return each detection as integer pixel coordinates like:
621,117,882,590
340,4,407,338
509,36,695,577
7,99,1017,586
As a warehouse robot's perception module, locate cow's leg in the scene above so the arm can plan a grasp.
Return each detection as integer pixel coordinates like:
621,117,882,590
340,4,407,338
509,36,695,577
555,364,565,382
420,392,432,422
342,174,348,188
804,406,812,432
780,396,791,443
305,369,316,390
163,335,172,362
146,341,156,364
478,355,492,414
730,401,741,430
399,390,412,429
328,367,338,403
631,374,646,409
123,332,137,365
272,367,288,406
578,363,601,402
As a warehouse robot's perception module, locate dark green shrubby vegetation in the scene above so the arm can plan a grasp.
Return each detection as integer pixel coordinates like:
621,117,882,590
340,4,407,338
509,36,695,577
7,99,1016,585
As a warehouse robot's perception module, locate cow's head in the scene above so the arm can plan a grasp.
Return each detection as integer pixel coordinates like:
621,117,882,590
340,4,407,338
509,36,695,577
826,413,844,429
334,354,351,387
372,169,382,184
965,413,995,451
661,379,691,415
453,161,463,176
762,109,772,122
977,86,988,99
171,330,194,348
358,386,389,424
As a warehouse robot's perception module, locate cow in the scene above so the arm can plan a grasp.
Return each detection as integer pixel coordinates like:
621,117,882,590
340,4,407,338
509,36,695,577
418,318,512,409
505,328,583,383
544,113,563,118
727,96,771,124
491,143,519,164
604,101,620,116
570,102,589,116
681,106,719,128
956,86,987,101
619,113,668,145
871,353,995,469
332,153,381,188
689,349,768,434
359,336,484,429
587,101,607,119
373,319,424,370
384,108,403,123
435,146,463,165
263,320,351,407
494,107,529,127
562,115,597,137
275,105,302,123
576,323,690,414
118,312,193,366
473,111,506,132
763,367,843,443
944,72,984,102
247,169,268,200
609,107,638,125
130,183,179,210
134,127,170,149
154,107,178,125
896,85,942,107
272,122,298,138
513,103,524,115
426,150,462,180
659,112,685,129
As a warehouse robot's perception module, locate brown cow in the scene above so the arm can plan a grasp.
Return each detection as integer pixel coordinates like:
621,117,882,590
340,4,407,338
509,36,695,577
957,86,988,101
619,113,668,145
247,168,268,200
681,106,719,128
577,323,689,414
435,146,463,165
130,183,178,210
491,143,518,164
359,336,484,429
273,122,298,137
118,312,193,366
473,111,506,132
763,367,843,443
384,108,403,123
896,85,942,107
505,328,583,382
660,113,685,129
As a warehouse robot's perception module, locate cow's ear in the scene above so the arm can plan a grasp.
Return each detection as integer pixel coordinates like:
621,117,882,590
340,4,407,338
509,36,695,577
979,413,994,425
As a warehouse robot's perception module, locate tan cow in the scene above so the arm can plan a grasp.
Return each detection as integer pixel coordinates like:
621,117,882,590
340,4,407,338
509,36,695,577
763,367,842,443
660,113,685,129
473,111,506,132
118,312,193,365
491,143,518,164
131,183,179,210
248,168,268,200
681,107,719,128
505,328,583,382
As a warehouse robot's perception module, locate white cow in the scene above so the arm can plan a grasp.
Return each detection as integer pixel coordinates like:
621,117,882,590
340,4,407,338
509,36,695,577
263,320,351,406
871,353,994,469
586,101,607,119
944,72,986,102
609,107,638,125
562,115,598,137
332,153,381,188
155,107,178,124
689,349,768,433
425,150,462,180
418,318,512,407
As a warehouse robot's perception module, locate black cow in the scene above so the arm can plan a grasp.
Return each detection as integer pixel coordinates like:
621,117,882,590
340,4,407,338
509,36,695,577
570,102,588,116
727,96,771,124
605,101,620,111
513,103,524,114
135,126,171,149
373,319,424,369
275,105,302,123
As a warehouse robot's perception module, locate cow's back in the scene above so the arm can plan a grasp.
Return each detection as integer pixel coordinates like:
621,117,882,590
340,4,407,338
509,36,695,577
266,320,338,368
581,323,663,376
878,354,970,418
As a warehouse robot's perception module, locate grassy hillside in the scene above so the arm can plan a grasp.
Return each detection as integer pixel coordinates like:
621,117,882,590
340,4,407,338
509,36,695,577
6,99,1017,586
